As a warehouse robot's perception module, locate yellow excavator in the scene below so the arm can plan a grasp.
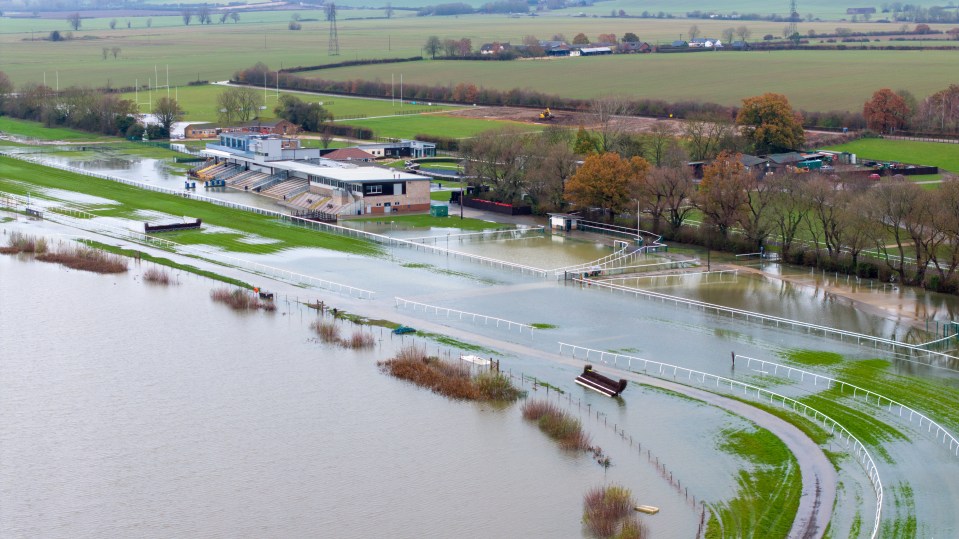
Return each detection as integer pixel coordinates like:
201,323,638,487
538,107,554,120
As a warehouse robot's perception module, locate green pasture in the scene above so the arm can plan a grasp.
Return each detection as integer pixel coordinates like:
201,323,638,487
0,116,118,142
117,83,457,123
0,156,380,256
301,50,959,112
3,9,957,107
343,113,542,139
825,139,959,174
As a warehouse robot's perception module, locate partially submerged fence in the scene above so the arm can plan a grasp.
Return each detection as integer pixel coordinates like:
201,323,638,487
0,192,377,299
394,297,535,336
738,354,959,458
0,152,548,278
569,276,959,367
557,342,884,539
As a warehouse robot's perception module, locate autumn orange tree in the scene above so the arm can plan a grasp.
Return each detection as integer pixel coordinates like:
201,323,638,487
863,88,909,134
694,151,750,237
735,93,804,153
564,152,649,222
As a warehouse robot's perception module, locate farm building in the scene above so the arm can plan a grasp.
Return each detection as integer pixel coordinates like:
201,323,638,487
200,134,431,217
579,47,613,56
480,42,511,55
183,123,218,139
182,119,298,139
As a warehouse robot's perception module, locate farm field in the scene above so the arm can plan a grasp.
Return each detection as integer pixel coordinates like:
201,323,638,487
2,10,957,101
298,50,959,112
825,139,959,173
118,84,457,122
344,113,542,139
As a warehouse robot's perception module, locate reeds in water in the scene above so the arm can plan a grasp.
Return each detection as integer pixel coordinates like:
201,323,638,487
1,232,47,254
522,399,592,450
310,320,376,349
582,484,645,539
36,244,127,273
379,346,523,402
311,319,341,343
210,287,274,312
143,267,172,285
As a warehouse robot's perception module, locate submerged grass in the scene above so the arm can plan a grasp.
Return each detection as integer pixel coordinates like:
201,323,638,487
582,484,646,539
1,231,48,254
378,346,523,402
310,318,376,349
522,399,591,451
77,240,253,289
142,267,173,285
0,156,380,256
210,286,276,312
705,426,802,539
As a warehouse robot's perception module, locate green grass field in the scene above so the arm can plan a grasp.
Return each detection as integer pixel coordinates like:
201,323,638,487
118,83,457,122
0,116,118,142
825,139,959,174
346,113,542,139
347,212,506,230
3,10,957,112
0,156,380,256
300,50,959,112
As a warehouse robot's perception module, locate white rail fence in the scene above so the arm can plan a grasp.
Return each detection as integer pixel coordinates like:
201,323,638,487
557,342,884,539
569,276,959,366
600,268,739,284
1,192,377,299
404,227,546,245
394,297,535,336
0,152,549,278
739,355,959,457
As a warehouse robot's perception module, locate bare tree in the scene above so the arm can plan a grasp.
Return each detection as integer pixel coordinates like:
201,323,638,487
766,173,809,259
111,47,121,59
146,18,152,28
588,95,632,154
197,6,211,24
67,12,81,31
230,12,240,23
102,47,109,60
109,19,116,30
153,96,184,137
385,2,394,18
865,179,932,285
525,128,578,212
461,126,529,204
182,9,193,26
683,113,735,161
688,25,701,40
735,25,751,41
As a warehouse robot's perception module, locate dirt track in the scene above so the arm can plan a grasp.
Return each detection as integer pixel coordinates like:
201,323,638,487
447,105,687,135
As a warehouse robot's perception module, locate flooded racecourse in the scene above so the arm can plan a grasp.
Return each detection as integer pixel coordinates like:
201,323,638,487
3,149,959,538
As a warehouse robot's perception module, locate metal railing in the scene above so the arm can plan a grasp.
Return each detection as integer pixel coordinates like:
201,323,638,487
557,342,884,539
739,355,959,457
0,152,550,278
569,276,959,366
1,192,376,300
394,297,535,336
404,227,546,245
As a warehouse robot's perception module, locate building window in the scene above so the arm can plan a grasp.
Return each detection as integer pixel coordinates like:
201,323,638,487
365,184,382,195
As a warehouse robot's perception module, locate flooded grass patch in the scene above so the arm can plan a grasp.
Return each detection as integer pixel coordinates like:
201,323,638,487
348,214,509,232
378,346,524,402
798,393,907,464
522,400,592,451
210,287,276,312
143,267,173,285
706,426,801,539
0,156,380,256
32,241,128,274
77,240,253,289
783,349,843,367
414,330,499,355
531,323,557,330
1,231,47,254
309,319,376,349
582,484,647,539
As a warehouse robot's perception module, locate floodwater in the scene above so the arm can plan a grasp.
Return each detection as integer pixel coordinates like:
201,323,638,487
5,150,959,537
1,251,754,538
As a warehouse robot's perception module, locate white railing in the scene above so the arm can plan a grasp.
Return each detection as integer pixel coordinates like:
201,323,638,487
0,152,549,278
739,355,959,457
404,227,546,244
569,276,959,366
600,268,739,283
551,241,638,275
557,342,884,539
1,193,376,299
394,297,535,336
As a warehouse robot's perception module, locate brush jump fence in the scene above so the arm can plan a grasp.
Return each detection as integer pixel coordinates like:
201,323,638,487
0,152,548,278
394,297,535,336
569,276,959,367
0,191,376,299
738,355,959,458
557,342,884,539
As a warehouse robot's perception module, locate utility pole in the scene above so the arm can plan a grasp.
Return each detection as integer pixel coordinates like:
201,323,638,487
328,3,340,56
